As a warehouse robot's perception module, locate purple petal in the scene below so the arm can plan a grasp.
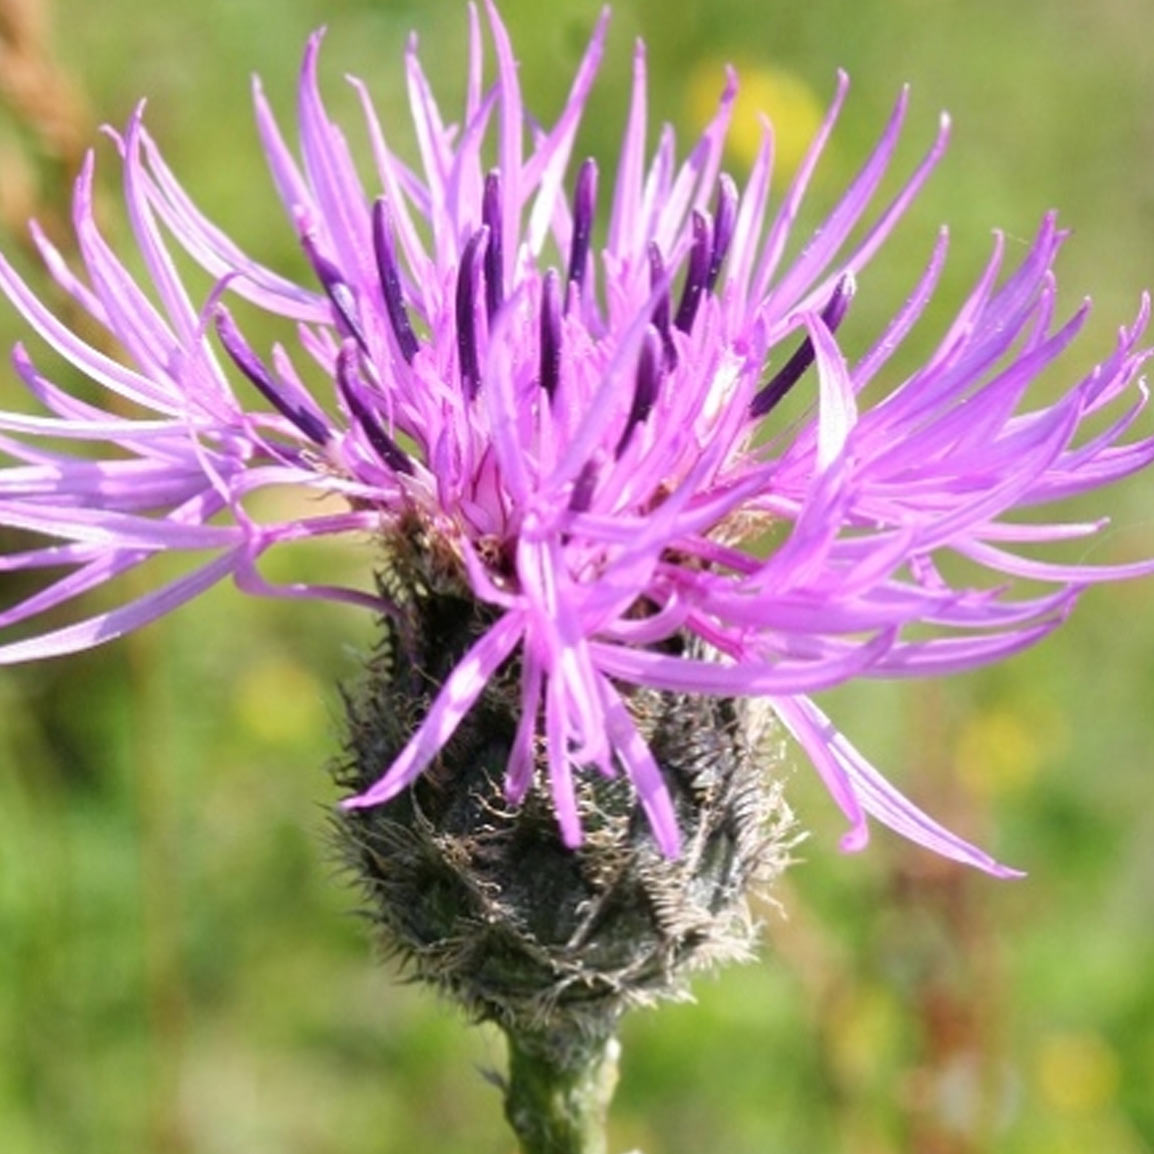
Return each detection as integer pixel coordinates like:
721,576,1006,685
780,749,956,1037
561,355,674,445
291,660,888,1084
343,611,526,809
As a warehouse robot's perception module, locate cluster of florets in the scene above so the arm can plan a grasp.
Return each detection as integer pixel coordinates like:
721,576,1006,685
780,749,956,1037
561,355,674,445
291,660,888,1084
1,3,1152,877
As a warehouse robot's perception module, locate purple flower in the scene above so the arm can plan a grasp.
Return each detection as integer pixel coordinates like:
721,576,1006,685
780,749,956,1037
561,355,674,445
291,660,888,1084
2,4,1152,877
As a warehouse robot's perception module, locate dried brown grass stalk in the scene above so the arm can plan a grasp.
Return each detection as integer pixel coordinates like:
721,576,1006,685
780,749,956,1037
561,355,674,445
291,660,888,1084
0,0,91,243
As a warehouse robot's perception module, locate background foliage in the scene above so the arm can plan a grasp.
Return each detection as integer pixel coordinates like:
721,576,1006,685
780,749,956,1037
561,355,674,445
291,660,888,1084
2,0,1153,1151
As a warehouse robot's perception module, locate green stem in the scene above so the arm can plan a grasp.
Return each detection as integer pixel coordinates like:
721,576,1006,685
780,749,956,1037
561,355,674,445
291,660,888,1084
502,1022,620,1154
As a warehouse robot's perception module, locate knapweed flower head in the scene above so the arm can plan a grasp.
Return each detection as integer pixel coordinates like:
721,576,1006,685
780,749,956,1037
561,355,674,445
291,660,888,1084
2,4,1152,880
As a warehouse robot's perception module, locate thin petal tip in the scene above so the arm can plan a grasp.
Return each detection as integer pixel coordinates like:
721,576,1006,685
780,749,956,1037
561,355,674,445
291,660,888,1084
838,825,870,854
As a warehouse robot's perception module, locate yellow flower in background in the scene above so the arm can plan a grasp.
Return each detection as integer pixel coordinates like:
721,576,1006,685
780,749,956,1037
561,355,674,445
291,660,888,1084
1036,1031,1121,1115
687,56,825,175
955,705,1068,800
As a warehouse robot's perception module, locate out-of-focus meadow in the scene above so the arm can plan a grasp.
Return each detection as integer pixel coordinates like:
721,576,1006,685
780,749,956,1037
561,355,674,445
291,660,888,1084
2,0,1154,1150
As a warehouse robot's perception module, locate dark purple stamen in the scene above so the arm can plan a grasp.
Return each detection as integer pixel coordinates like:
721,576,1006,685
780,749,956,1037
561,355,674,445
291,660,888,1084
615,326,663,458
674,210,711,333
567,158,597,304
482,170,504,322
371,199,419,365
335,344,413,474
647,242,677,368
539,269,562,400
749,275,856,419
456,226,488,400
300,230,368,354
214,306,330,446
568,458,598,513
706,174,738,293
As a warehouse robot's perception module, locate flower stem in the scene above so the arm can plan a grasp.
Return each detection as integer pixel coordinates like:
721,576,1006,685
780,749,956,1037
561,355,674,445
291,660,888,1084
502,1022,620,1154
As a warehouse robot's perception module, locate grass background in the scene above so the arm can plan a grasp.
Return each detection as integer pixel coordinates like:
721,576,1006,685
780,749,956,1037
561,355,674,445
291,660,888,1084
2,0,1154,1151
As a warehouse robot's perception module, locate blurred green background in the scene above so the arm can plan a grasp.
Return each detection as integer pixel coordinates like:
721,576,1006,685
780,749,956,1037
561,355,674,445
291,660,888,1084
2,0,1154,1151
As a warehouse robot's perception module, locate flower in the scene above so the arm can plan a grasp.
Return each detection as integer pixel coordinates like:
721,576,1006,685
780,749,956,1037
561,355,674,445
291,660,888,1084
1,3,1151,878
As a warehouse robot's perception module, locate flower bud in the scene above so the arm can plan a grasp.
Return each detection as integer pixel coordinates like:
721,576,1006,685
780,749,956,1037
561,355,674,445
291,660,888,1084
334,518,798,1036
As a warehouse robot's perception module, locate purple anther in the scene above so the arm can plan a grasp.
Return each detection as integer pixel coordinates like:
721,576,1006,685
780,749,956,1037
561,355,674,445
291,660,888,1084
482,170,504,322
214,305,330,446
706,174,738,293
456,226,489,400
567,158,598,301
647,242,677,368
299,229,368,354
674,210,711,333
371,198,420,364
615,325,663,458
539,268,562,400
750,275,857,419
568,458,598,513
335,343,413,474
